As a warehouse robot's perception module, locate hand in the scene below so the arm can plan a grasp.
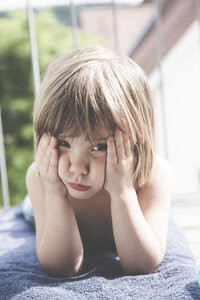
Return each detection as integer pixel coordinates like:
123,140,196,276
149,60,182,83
35,133,67,197
104,128,135,198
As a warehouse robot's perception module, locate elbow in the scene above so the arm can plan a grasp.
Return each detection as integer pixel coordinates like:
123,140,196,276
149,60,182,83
37,252,84,278
42,265,82,278
122,254,163,276
43,265,82,278
141,258,162,275
144,254,163,275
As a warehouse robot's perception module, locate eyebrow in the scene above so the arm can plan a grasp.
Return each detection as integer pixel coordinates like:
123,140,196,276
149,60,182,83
57,136,72,141
88,136,109,142
57,135,110,142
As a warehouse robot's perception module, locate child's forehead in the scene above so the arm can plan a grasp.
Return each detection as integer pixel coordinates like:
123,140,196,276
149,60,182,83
58,126,111,141
92,126,111,137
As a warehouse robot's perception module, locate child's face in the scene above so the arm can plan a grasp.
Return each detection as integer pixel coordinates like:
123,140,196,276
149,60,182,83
57,129,109,200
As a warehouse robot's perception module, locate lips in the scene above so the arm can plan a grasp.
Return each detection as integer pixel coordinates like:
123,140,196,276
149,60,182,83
68,182,90,191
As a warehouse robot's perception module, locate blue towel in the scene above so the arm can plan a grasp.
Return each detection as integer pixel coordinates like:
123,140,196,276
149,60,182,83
0,204,199,300
197,269,200,286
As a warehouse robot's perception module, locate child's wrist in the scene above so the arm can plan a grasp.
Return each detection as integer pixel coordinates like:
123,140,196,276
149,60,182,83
109,187,137,203
44,190,68,202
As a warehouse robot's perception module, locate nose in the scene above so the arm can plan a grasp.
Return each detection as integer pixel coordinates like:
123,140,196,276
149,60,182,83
69,152,89,178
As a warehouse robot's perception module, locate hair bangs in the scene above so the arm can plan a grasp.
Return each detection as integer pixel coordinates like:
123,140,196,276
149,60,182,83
56,66,124,143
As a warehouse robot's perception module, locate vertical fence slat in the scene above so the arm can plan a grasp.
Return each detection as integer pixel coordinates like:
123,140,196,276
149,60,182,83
27,0,40,95
196,0,200,51
154,0,168,159
70,0,78,49
0,107,10,209
111,0,119,51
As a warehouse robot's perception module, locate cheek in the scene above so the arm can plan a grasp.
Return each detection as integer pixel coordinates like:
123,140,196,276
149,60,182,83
90,159,106,183
57,153,70,176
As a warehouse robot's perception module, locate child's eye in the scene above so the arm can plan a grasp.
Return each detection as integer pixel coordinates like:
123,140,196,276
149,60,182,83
92,143,107,152
57,139,70,148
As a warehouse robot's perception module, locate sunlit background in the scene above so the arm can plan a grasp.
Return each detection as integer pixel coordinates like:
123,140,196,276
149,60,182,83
0,0,200,207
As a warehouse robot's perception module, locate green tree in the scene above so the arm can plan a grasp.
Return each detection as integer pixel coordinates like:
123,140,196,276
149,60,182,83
0,9,105,206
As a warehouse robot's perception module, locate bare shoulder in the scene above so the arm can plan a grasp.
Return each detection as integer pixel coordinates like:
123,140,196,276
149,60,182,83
137,154,173,208
150,154,172,185
154,154,172,171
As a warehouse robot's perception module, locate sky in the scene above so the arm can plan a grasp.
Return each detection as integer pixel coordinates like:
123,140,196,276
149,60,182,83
0,0,144,12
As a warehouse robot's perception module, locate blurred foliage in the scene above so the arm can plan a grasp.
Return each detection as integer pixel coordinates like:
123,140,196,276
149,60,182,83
0,9,105,206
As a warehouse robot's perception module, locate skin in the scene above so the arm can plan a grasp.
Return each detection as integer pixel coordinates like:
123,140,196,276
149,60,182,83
26,127,172,277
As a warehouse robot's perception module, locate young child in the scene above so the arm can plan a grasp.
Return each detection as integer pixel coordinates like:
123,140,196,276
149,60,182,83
26,46,172,278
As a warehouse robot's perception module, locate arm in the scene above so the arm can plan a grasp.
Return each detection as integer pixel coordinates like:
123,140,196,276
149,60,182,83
104,130,172,275
26,134,83,277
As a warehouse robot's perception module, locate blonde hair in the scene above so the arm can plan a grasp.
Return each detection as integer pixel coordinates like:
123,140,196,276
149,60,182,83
33,46,155,189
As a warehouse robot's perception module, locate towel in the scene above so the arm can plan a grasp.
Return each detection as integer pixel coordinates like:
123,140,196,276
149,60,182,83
0,204,199,300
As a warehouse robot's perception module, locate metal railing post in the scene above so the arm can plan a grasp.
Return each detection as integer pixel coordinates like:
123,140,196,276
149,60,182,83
0,107,10,209
111,0,119,52
196,0,200,58
26,0,40,95
70,0,78,49
154,0,168,159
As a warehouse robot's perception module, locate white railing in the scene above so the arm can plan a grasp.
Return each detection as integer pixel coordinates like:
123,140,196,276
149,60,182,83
26,0,40,95
0,107,10,209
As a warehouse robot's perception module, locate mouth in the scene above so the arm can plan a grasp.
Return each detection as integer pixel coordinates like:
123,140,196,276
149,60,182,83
68,182,91,191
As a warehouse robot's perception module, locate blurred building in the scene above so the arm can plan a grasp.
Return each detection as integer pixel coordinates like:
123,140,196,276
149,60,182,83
78,0,200,196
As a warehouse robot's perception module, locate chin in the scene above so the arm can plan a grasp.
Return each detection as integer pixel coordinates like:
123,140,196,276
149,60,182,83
68,188,92,200
68,186,102,200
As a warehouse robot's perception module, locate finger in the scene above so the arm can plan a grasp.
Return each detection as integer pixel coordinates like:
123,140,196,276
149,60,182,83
37,133,49,152
107,137,117,165
48,147,59,181
39,136,55,175
114,129,125,161
50,136,58,148
123,132,132,158
40,141,52,174
36,134,51,165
